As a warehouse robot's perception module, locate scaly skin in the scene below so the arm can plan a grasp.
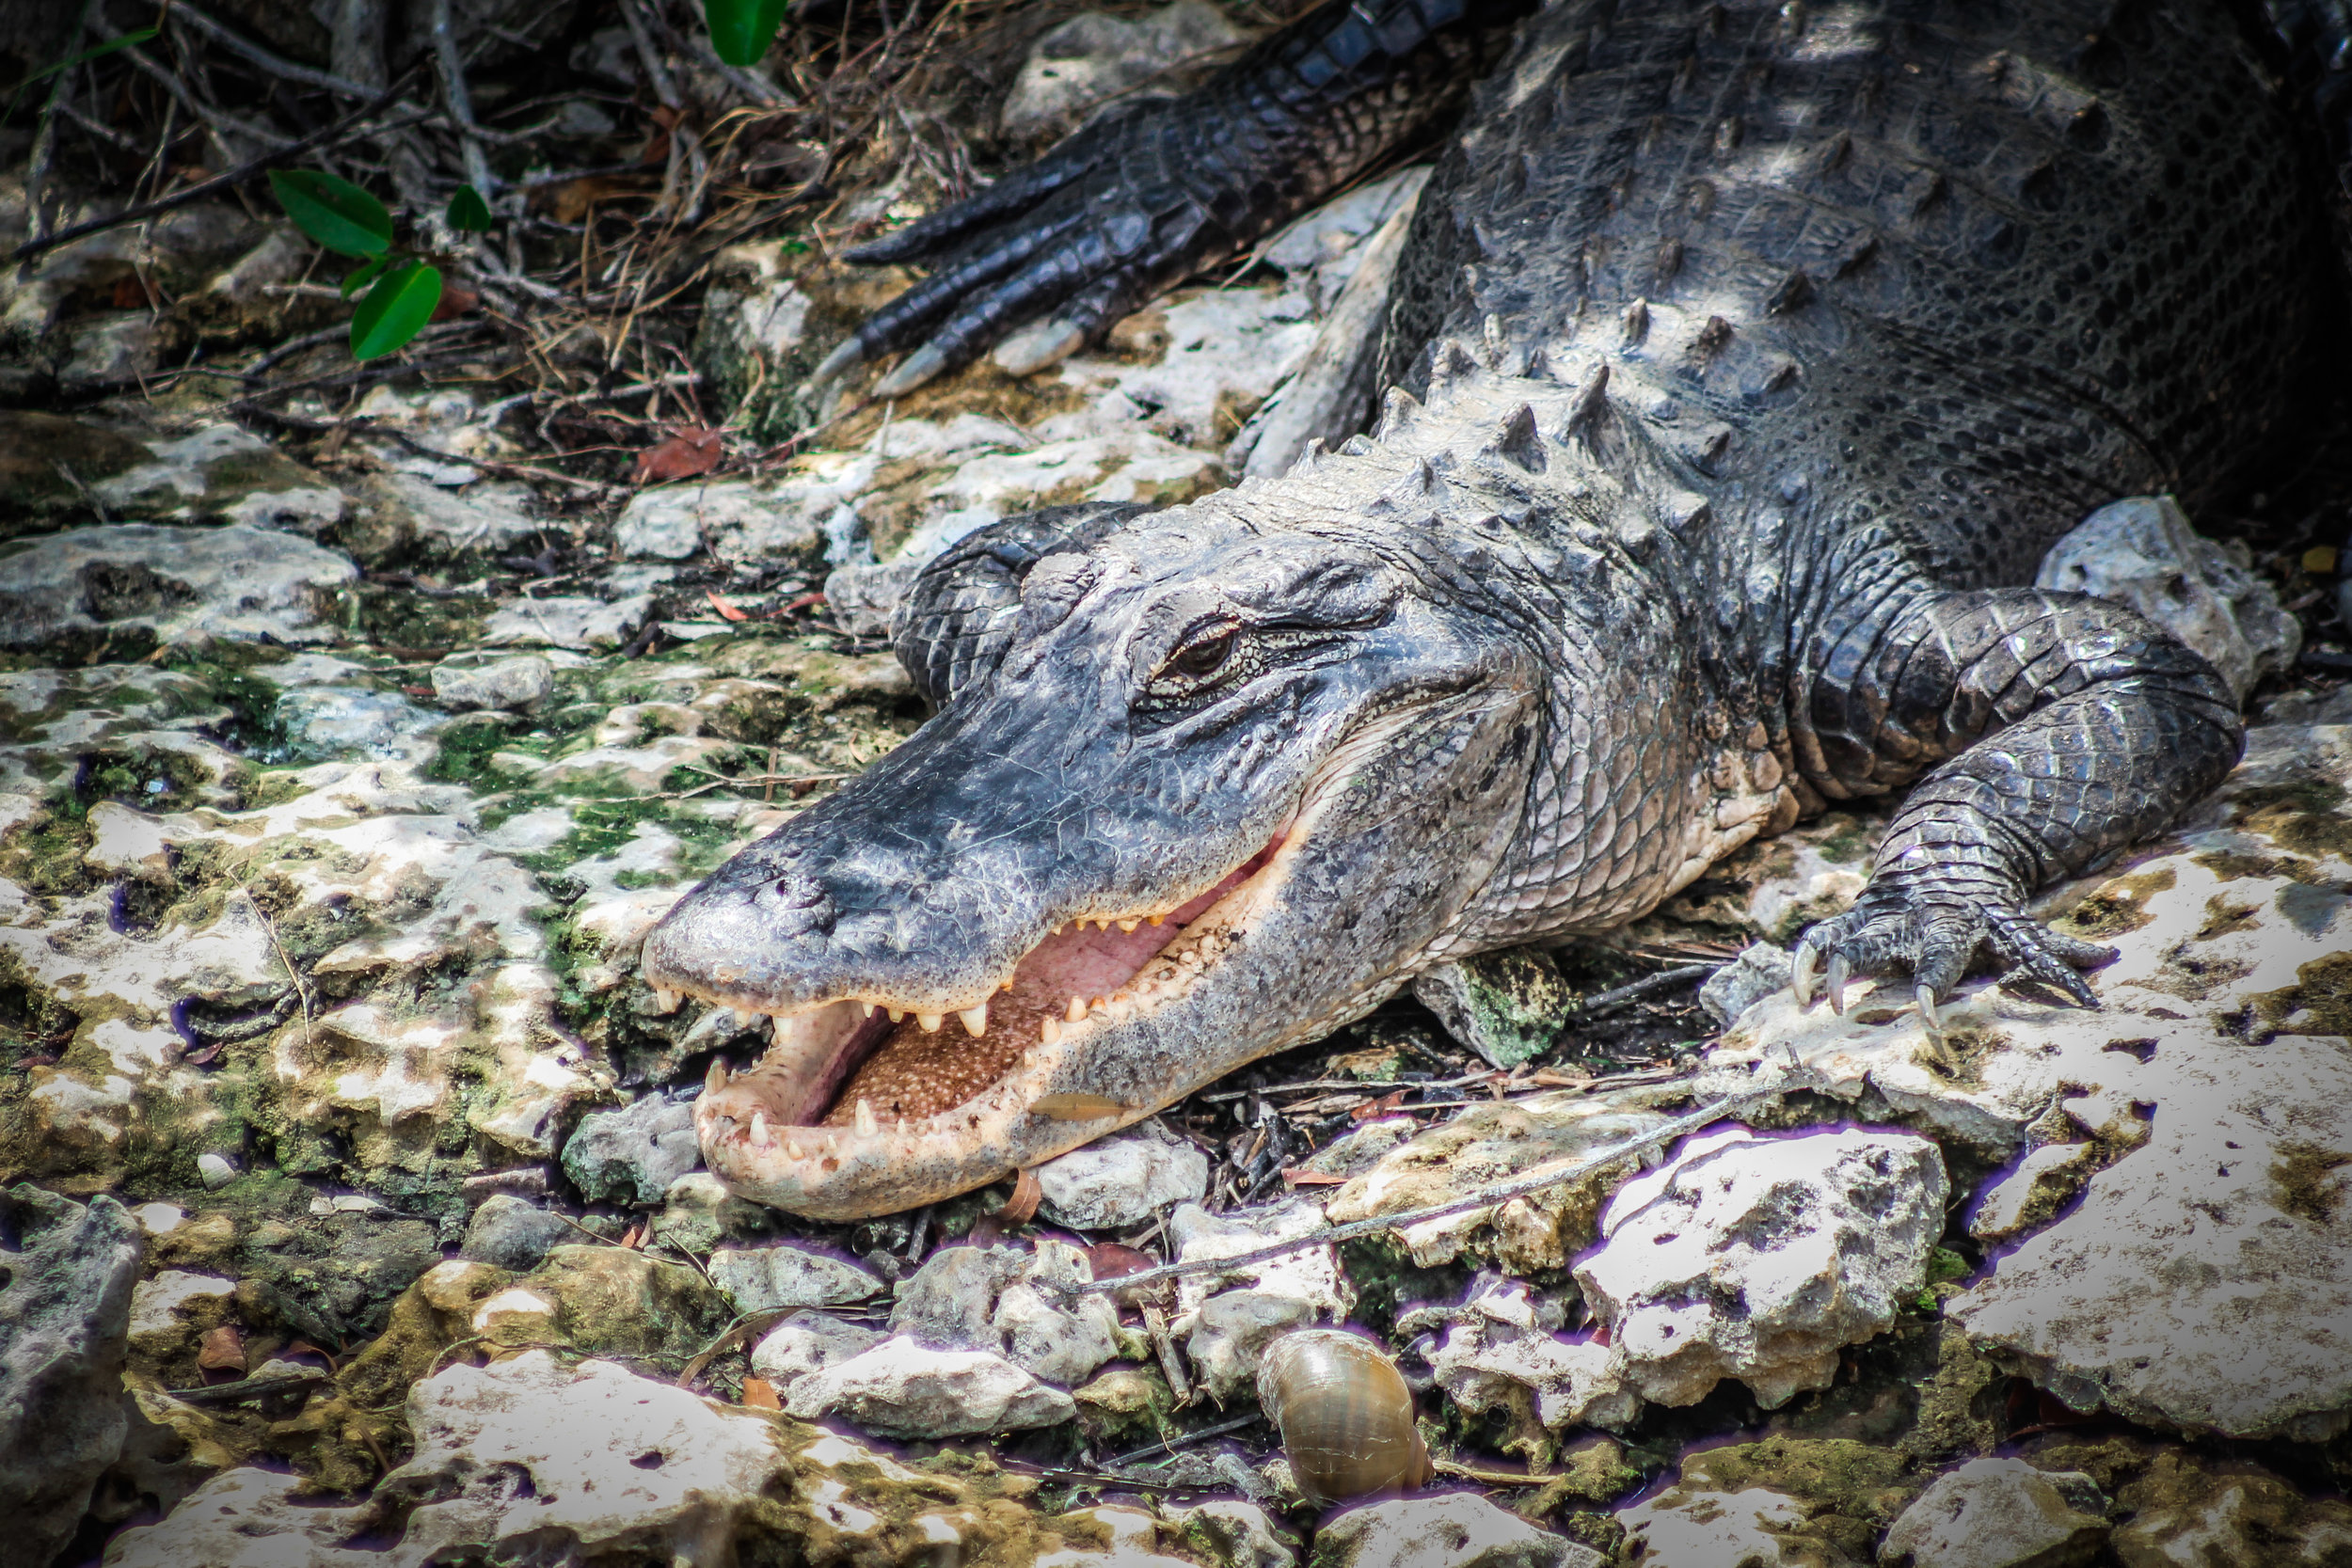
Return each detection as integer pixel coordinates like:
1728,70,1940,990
643,0,2333,1218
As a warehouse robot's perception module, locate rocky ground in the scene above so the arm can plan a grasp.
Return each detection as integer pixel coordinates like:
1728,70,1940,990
6,2,2352,1565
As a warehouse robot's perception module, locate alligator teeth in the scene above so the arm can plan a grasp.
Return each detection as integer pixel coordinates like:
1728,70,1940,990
749,1110,770,1147
706,1060,729,1094
854,1099,879,1137
1067,996,1087,1022
1148,914,1163,926
860,1001,876,1018
652,988,681,1013
1118,918,1139,932
734,1008,757,1030
959,1005,989,1037
918,1013,943,1033
1040,1018,1062,1045
888,1008,904,1023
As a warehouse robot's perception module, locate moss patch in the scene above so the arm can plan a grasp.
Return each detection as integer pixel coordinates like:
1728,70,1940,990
2271,1141,2352,1225
2231,777,2352,861
2249,951,2352,1039
2055,866,2176,941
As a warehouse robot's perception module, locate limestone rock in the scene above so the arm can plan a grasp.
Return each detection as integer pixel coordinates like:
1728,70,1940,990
749,1309,886,1393
1880,1459,2109,1568
388,1350,793,1562
1186,1290,1319,1402
1577,1127,1947,1408
998,1,1249,147
1702,723,2352,1440
1035,1120,1210,1228
1164,1497,1300,1568
1616,1437,1918,1568
562,1092,700,1207
482,593,653,650
1619,1483,1832,1567
785,1336,1078,1435
0,523,358,649
889,1240,1122,1386
708,1242,882,1312
1313,1494,1604,1568
0,1186,143,1568
271,685,446,763
2036,495,2299,702
1168,1198,1350,1320
1410,945,1578,1069
1427,1277,1636,1440
1327,1087,1677,1271
458,1195,572,1271
508,1246,730,1363
103,1466,385,1568
1699,942,1791,1028
613,479,828,562
2108,1449,2352,1567
821,560,922,637
430,654,554,711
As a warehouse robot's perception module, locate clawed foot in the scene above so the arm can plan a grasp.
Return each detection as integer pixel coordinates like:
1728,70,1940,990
1790,889,2117,1020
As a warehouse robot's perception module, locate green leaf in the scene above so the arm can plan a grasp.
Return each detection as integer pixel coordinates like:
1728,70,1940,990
339,255,391,299
704,0,787,67
269,169,393,259
446,184,492,231
350,261,442,360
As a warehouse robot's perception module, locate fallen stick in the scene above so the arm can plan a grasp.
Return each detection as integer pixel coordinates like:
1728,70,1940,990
1047,1047,1820,1300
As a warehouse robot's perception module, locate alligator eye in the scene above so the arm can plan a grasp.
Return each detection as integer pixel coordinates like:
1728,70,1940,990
1171,631,1234,678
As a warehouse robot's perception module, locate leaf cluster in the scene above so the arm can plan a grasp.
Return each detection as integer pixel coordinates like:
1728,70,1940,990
267,173,491,359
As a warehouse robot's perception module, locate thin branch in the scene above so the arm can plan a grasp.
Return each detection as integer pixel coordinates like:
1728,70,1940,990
427,0,495,196
12,70,422,264
1048,1052,1821,1299
24,0,103,251
1570,963,1717,1022
166,0,379,98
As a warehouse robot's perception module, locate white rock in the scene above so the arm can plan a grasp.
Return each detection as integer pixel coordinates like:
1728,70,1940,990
372,473,543,553
0,524,358,649
1428,1278,1637,1433
1312,1494,1605,1568
103,1467,383,1568
1702,723,2352,1441
707,1243,882,1312
1186,1290,1318,1402
1966,1144,2097,1243
1168,1197,1351,1320
749,1309,886,1393
1163,1498,1299,1568
271,686,445,763
1699,942,1792,1028
431,655,554,711
890,1240,1122,1386
482,593,654,651
998,1,1248,144
128,1270,235,1338
562,1093,700,1207
615,478,832,562
196,1152,238,1190
2037,494,2299,702
1880,1459,2109,1568
1617,1483,1818,1568
1576,1126,1947,1408
784,1336,1078,1435
1035,1121,1210,1228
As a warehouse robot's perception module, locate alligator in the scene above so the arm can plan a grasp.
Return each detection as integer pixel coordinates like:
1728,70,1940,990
642,0,2350,1219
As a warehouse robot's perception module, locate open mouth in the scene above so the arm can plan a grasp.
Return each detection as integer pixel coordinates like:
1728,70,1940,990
644,830,1294,1149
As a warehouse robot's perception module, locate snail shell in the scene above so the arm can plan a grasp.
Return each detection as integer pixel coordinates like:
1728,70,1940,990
1257,1329,1432,1505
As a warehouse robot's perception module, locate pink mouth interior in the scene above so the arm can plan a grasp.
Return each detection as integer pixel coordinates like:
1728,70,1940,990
805,837,1284,1126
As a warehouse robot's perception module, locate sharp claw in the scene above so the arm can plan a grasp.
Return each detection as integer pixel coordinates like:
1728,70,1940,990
811,337,864,387
1915,982,1942,1031
2051,964,2102,1009
1826,953,1851,1015
872,343,949,399
993,318,1087,377
1792,944,1820,1007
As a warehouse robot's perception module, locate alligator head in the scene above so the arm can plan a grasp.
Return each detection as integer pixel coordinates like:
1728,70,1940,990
642,389,1767,1218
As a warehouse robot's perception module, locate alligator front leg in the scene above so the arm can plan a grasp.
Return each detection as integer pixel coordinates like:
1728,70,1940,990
1787,574,2243,1015
814,0,1524,396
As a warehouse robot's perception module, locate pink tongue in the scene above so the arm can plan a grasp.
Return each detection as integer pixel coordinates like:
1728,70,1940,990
1010,842,1275,1006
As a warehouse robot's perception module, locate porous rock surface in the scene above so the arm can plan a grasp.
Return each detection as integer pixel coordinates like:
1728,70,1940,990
1311,1494,1604,1568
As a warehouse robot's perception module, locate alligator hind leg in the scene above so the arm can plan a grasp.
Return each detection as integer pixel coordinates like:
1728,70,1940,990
1788,579,2242,1014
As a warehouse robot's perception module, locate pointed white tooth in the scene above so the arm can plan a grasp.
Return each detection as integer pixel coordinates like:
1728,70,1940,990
653,987,681,1012
749,1110,770,1146
1148,914,1163,927
1040,1017,1062,1045
1067,996,1087,1022
960,1005,989,1037
1002,978,1016,991
918,1013,943,1033
1118,918,1138,932
861,1001,876,1018
855,1099,879,1137
734,1008,756,1030
706,1060,730,1095
888,1008,904,1023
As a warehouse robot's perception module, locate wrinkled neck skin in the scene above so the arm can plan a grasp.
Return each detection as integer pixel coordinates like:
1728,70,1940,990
641,370,1789,1218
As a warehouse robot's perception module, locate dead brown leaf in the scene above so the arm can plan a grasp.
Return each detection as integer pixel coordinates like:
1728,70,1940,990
740,1375,781,1409
633,424,724,485
706,590,747,622
197,1324,247,1374
999,1167,1042,1227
